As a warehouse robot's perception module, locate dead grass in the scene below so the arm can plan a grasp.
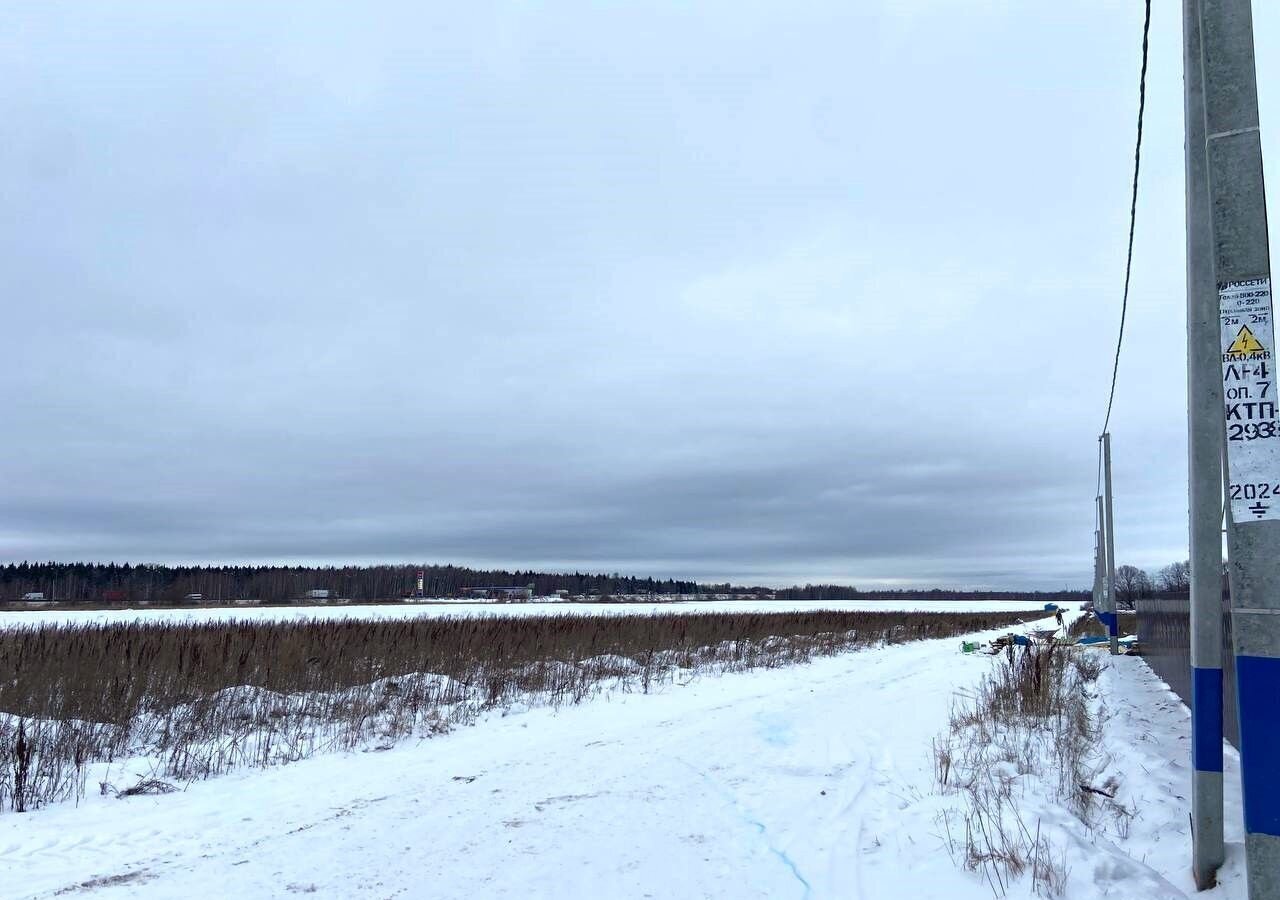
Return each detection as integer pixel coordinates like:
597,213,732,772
935,643,1130,898
1,608,1038,813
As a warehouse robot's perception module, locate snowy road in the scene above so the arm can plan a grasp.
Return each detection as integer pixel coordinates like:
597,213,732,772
1,619,1245,899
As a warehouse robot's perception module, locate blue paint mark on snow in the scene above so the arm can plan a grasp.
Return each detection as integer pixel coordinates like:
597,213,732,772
678,759,812,899
750,821,813,896
755,712,795,748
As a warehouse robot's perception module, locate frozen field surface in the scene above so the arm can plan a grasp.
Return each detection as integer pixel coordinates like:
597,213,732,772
0,615,1245,899
0,598,1055,630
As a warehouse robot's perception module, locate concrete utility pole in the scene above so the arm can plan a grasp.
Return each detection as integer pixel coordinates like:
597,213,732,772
1198,1,1280,895
1093,513,1104,615
1185,0,1226,887
1101,433,1120,655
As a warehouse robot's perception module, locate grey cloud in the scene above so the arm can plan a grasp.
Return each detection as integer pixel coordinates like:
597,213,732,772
2,2,1272,587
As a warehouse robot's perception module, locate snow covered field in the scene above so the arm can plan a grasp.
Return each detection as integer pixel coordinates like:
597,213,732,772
0,598,1056,630
0,615,1244,900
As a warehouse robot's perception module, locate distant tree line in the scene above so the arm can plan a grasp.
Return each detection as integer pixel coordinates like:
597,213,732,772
765,584,1087,602
0,562,703,604
1,562,1094,605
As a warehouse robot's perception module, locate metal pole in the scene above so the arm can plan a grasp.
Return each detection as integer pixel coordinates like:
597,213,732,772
1199,1,1280,895
1186,0,1227,886
1102,433,1120,655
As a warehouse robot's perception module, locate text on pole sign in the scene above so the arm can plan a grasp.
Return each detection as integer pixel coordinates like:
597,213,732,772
1221,277,1280,522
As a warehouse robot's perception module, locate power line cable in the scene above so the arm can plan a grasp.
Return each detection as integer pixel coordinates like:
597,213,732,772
1100,0,1154,436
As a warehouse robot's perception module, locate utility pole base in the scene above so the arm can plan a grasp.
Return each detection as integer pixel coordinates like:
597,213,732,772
1193,770,1226,889
1246,835,1280,896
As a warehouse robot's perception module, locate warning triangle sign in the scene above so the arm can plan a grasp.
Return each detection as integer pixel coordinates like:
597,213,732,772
1228,325,1267,354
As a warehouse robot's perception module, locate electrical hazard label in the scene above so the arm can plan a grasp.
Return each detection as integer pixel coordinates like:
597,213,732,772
1228,325,1267,355
1220,277,1280,523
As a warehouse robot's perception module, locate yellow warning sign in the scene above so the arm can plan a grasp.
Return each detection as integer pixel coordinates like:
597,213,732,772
1228,325,1267,355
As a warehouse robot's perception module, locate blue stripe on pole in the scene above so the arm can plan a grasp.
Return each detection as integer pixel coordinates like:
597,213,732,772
1098,610,1118,633
1236,654,1280,836
1192,666,1224,773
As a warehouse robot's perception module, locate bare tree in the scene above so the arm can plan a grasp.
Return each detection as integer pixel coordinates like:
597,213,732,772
1114,564,1153,609
1157,560,1191,594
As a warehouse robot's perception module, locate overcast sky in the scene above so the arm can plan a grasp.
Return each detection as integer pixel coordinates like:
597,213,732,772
5,2,1280,589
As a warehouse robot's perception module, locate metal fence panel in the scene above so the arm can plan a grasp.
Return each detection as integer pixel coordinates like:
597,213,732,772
1136,596,1239,747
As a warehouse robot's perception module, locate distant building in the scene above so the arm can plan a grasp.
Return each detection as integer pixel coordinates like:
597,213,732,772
463,586,533,602
306,589,332,600
22,592,45,602
183,593,204,604
103,590,128,603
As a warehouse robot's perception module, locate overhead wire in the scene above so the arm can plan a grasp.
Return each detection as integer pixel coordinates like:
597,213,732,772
1093,0,1153,570
1100,0,1154,438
